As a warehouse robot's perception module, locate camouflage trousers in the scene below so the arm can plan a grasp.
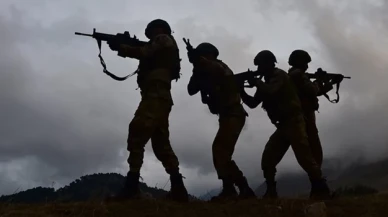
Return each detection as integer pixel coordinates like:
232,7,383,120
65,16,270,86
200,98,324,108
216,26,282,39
304,110,323,168
127,97,179,175
261,114,323,181
212,114,246,181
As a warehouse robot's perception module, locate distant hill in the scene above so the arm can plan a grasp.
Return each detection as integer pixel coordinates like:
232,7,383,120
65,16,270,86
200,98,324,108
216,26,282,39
254,158,388,197
199,188,221,201
0,173,199,203
200,158,388,199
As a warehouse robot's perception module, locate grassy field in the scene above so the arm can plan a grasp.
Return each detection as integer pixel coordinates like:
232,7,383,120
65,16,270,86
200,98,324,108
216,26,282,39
1,194,388,217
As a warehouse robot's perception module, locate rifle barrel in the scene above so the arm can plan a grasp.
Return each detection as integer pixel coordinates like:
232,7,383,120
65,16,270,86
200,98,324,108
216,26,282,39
344,76,351,79
74,32,93,37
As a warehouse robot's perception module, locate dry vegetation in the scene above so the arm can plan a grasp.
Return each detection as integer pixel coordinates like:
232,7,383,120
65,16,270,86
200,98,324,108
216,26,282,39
1,194,388,217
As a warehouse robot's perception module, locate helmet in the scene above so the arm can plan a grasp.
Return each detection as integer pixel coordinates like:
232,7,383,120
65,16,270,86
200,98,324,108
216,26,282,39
288,49,311,66
195,42,219,58
145,19,172,39
254,50,277,66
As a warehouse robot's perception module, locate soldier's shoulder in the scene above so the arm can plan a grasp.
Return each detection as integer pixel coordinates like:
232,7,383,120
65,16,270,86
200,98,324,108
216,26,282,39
289,68,309,78
153,34,175,47
288,68,303,74
274,68,288,77
217,60,234,75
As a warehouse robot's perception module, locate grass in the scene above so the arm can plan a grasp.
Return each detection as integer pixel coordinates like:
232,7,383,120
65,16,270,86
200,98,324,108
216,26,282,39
1,194,388,217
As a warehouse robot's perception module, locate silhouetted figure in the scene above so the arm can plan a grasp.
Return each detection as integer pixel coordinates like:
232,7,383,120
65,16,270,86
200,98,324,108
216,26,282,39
186,41,255,201
287,50,343,198
106,19,188,202
240,50,331,200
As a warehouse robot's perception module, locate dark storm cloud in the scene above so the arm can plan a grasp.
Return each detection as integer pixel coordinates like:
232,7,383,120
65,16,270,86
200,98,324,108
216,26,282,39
1,0,388,197
250,0,388,169
0,5,146,194
0,1,263,196
289,0,388,160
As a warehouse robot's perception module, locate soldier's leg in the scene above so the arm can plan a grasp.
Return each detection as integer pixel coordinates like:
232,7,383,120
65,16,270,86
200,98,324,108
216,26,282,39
283,115,331,199
127,99,159,173
211,115,248,200
150,99,188,202
150,103,179,175
261,129,290,198
283,115,322,180
261,129,290,182
212,115,245,180
304,111,323,167
107,98,158,201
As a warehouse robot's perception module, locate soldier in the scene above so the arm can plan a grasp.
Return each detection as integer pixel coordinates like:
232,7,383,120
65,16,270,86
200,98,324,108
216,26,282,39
287,50,340,198
240,50,331,200
287,50,337,167
187,42,255,201
106,19,188,202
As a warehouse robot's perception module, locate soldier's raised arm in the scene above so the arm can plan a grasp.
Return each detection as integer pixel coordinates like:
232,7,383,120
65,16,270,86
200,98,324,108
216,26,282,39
117,34,175,59
187,72,201,96
289,68,320,97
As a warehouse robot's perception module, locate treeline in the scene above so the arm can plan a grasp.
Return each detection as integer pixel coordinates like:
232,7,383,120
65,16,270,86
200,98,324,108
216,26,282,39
334,185,379,197
0,173,198,203
0,172,379,203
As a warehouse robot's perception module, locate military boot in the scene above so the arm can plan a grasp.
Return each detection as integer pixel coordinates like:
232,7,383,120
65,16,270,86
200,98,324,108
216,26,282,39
235,176,256,199
310,178,331,200
166,173,189,202
211,179,238,202
105,171,141,202
262,180,278,199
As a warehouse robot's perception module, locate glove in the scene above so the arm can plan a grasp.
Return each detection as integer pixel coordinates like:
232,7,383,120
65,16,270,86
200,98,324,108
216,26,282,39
188,49,199,64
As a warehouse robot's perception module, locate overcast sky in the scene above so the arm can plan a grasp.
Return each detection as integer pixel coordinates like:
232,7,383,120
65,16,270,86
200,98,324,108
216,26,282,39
1,0,387,197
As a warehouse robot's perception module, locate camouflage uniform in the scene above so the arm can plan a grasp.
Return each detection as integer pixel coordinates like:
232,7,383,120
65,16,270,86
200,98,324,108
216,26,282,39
242,50,331,200
118,33,180,175
254,68,324,183
288,67,333,167
188,58,255,199
109,32,188,202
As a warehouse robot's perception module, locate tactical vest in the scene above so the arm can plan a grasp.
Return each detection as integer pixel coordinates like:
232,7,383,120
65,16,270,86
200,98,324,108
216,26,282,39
201,60,246,116
262,68,302,122
136,35,181,89
288,68,319,111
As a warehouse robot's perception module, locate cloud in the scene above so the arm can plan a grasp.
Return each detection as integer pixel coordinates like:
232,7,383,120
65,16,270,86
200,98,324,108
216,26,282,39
1,0,388,197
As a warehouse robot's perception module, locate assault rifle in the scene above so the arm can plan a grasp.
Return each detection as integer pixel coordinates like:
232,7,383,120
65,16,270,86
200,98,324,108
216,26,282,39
306,68,351,80
306,68,351,103
182,38,200,64
234,69,264,88
75,28,147,81
182,38,218,114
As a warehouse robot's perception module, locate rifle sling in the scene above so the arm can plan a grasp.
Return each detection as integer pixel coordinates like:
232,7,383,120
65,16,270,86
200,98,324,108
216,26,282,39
96,39,134,81
323,81,340,103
